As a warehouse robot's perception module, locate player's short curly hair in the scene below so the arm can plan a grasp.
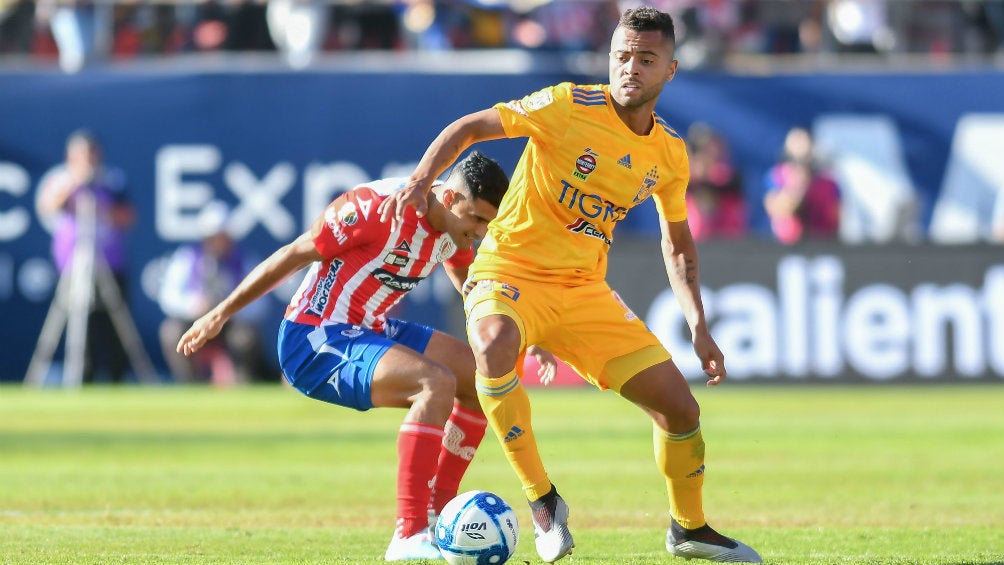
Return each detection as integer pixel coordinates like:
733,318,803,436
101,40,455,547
618,6,676,46
450,150,509,208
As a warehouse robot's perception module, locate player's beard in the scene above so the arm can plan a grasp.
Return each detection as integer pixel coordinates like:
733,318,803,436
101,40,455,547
611,80,663,112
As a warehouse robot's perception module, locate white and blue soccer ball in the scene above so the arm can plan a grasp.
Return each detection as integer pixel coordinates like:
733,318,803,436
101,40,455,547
436,490,519,565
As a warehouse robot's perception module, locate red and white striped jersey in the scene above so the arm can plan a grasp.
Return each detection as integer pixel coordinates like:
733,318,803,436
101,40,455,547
284,178,473,332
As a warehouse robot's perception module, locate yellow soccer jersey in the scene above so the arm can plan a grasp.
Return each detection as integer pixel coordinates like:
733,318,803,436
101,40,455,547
470,82,690,285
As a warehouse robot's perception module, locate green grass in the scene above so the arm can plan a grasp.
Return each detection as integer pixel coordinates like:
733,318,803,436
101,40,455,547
1,384,1003,564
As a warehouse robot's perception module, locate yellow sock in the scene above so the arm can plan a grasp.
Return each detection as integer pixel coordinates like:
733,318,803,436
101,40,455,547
476,369,552,501
654,423,706,529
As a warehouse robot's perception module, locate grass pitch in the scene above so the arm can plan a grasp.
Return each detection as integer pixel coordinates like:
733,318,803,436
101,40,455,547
1,383,1002,564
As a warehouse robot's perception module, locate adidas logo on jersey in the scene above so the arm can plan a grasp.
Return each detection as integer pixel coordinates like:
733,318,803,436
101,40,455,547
617,154,632,169
503,426,524,443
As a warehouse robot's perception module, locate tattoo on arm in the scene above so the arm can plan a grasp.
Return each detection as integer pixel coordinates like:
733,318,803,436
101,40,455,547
674,258,696,285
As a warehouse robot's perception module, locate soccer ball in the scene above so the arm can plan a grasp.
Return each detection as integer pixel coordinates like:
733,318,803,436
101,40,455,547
435,490,519,565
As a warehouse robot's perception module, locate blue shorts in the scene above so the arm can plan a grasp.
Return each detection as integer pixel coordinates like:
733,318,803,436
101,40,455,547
277,318,434,411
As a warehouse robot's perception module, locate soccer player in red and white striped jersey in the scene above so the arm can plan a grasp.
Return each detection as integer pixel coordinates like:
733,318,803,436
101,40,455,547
177,151,555,560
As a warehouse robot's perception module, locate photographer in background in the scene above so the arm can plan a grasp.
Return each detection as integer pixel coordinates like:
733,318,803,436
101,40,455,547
37,129,135,384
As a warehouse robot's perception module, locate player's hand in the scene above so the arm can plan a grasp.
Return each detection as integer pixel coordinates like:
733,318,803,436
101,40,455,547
692,331,727,386
378,181,428,231
527,345,558,386
177,311,227,356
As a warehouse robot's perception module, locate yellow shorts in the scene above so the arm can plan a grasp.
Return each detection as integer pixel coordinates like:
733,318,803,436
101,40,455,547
463,276,670,392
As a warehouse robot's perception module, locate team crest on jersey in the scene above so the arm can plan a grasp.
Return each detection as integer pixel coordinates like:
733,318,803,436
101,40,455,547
436,238,457,262
573,148,598,181
633,166,660,203
566,218,612,245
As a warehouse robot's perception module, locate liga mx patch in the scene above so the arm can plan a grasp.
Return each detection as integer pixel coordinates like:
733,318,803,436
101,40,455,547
522,90,554,111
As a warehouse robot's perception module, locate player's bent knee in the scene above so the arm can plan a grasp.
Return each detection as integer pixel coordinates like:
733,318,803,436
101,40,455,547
420,365,457,407
659,398,700,432
468,317,522,376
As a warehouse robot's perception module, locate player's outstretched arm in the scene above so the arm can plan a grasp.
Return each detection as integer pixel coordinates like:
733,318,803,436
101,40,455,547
177,231,321,357
378,108,506,230
660,218,727,386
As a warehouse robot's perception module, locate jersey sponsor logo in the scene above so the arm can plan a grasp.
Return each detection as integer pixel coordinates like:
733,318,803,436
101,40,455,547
338,201,358,226
617,154,632,169
558,180,628,222
522,89,554,111
372,268,423,291
633,166,659,203
566,218,612,245
383,252,409,267
323,206,349,245
573,148,598,181
308,259,343,315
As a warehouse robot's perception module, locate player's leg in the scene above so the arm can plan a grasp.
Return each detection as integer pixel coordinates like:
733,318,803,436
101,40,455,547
618,356,761,562
465,278,572,563
464,280,551,500
548,282,755,562
618,360,704,526
368,329,456,554
276,320,448,559
421,329,488,516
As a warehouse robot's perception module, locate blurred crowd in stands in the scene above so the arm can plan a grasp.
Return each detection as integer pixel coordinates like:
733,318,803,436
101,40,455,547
2,0,1004,72
3,0,1003,247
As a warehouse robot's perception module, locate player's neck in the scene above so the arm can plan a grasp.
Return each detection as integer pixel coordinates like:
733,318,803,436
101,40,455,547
423,192,446,233
612,101,656,136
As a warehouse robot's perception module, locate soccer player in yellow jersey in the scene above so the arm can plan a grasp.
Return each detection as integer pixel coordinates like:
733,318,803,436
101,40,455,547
381,6,761,563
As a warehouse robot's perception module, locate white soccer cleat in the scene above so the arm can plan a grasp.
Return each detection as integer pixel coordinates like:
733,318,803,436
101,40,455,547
384,526,444,561
665,520,762,563
427,510,440,549
529,488,575,563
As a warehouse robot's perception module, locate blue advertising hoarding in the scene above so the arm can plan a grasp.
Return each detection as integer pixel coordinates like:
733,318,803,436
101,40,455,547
2,65,1002,382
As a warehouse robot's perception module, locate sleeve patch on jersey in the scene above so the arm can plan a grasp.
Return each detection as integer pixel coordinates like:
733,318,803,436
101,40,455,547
523,90,554,112
338,202,359,226
505,100,528,117
323,206,349,245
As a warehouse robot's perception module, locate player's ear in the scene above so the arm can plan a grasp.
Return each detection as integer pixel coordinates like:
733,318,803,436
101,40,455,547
443,188,463,209
665,59,679,83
